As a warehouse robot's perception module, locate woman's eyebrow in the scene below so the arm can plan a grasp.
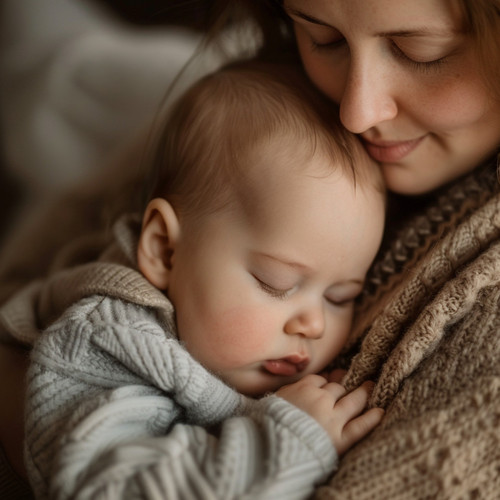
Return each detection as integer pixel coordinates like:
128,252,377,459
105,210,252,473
284,6,332,28
284,6,460,37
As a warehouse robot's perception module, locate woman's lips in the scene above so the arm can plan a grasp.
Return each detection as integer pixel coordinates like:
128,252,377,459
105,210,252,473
263,355,310,376
362,136,425,163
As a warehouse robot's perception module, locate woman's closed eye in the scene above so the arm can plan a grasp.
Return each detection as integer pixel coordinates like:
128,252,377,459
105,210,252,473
298,19,453,74
310,36,346,52
389,41,448,72
310,36,449,73
290,18,346,53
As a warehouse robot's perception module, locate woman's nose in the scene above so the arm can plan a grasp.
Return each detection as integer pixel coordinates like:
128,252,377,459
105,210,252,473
338,54,398,134
284,304,325,339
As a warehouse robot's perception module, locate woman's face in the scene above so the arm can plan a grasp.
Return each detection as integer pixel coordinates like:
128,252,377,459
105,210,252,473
286,0,500,194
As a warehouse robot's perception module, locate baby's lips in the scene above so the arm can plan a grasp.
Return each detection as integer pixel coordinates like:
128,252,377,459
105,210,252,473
263,359,300,376
263,354,310,376
286,353,310,372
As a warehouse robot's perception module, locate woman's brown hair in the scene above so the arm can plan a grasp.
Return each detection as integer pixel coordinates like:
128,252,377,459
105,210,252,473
460,0,500,101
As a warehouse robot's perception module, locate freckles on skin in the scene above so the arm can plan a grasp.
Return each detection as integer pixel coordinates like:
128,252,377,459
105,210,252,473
422,76,491,130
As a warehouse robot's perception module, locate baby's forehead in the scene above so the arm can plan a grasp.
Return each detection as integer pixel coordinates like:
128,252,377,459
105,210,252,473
236,129,378,190
234,144,374,210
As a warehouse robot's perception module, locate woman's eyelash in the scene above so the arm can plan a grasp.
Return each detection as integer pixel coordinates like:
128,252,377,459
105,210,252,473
309,36,447,74
254,276,289,299
389,42,447,72
310,37,346,52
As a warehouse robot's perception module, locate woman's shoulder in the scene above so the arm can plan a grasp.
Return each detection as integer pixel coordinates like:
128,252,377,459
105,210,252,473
353,159,500,338
327,161,500,499
343,159,500,392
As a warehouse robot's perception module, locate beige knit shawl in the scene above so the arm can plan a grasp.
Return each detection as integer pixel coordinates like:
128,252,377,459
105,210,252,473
318,161,500,499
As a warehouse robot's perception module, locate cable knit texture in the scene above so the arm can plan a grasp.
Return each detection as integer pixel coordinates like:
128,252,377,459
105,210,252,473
317,158,500,499
21,218,337,500
1,158,500,498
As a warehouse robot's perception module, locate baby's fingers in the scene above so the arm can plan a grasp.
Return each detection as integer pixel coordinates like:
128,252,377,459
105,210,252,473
322,381,347,402
337,407,384,455
335,381,374,418
326,368,347,384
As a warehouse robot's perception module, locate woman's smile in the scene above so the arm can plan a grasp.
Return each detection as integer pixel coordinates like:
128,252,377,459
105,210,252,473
361,135,425,163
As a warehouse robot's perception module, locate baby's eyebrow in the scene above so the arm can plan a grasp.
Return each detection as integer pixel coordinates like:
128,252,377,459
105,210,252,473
257,253,364,285
255,252,311,271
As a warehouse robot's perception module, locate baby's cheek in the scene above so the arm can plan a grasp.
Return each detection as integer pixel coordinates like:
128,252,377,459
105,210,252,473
206,306,274,368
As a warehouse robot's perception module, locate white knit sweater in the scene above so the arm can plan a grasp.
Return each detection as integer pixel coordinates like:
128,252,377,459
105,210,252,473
25,290,337,499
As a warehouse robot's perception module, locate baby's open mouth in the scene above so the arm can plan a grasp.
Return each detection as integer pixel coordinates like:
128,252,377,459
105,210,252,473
263,355,310,376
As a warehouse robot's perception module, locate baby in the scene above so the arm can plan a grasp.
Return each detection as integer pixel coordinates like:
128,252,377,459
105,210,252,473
25,60,386,499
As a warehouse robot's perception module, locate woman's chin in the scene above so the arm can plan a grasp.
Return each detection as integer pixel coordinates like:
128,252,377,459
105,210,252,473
382,164,446,196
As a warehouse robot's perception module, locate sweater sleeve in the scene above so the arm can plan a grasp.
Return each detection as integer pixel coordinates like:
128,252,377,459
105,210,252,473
25,297,337,500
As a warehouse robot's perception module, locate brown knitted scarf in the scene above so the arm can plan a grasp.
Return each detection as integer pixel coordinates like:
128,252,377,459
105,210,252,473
319,156,500,499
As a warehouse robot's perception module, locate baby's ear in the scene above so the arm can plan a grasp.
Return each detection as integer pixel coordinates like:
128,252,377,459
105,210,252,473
137,198,181,290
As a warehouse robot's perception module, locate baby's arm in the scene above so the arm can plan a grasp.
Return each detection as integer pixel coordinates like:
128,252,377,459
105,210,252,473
277,374,384,455
25,296,339,500
27,367,335,500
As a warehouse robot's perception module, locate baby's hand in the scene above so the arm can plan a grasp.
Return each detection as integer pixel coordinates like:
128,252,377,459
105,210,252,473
276,374,384,455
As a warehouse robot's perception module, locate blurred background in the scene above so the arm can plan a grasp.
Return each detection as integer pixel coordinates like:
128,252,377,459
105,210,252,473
0,0,220,245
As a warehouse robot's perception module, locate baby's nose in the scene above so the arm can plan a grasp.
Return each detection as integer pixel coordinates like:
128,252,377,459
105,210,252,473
284,305,325,339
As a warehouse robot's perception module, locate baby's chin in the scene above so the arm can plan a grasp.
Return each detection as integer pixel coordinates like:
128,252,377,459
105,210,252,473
223,369,300,398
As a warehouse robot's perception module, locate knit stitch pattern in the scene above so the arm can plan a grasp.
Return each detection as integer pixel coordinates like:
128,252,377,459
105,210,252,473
25,288,337,499
317,159,500,498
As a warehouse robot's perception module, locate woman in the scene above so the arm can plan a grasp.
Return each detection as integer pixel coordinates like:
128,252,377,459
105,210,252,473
1,0,500,497
214,0,500,498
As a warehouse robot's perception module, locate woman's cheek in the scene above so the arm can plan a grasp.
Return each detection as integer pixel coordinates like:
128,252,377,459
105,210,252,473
415,76,492,131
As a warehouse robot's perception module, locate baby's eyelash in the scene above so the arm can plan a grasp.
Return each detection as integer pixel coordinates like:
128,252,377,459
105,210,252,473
325,296,356,308
254,277,289,300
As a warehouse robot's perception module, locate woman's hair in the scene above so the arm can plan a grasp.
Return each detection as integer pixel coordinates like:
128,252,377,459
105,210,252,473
144,59,366,221
459,0,500,101
207,0,500,99
206,1,294,62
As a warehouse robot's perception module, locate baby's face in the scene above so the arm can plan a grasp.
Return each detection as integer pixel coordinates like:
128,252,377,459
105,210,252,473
167,145,385,397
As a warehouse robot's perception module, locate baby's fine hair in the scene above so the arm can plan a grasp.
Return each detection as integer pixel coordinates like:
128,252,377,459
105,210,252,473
145,58,372,220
